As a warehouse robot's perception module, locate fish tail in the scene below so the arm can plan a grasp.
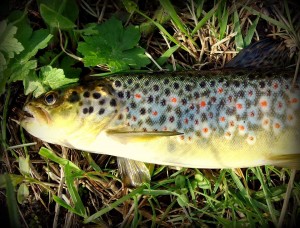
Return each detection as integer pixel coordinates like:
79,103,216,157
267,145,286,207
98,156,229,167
225,38,291,68
267,154,300,169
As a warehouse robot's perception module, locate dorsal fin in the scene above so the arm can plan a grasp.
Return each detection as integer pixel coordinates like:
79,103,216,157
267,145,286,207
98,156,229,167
225,38,290,68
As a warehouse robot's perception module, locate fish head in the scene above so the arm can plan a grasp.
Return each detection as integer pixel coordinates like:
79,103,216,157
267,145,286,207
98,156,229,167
21,83,120,147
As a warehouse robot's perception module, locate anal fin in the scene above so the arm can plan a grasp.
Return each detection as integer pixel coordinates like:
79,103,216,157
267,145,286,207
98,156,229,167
117,157,151,187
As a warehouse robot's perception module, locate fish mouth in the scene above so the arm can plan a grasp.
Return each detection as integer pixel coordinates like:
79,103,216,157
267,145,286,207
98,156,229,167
21,104,51,124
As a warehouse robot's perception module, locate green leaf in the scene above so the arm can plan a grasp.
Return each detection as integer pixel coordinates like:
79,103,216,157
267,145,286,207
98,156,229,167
39,147,82,171
17,183,29,204
175,175,186,189
0,20,24,59
40,3,76,29
177,193,189,207
23,72,46,97
40,65,78,90
77,17,150,72
233,9,244,50
19,156,30,176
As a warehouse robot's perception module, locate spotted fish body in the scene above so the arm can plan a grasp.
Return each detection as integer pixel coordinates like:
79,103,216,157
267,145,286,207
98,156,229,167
21,69,300,169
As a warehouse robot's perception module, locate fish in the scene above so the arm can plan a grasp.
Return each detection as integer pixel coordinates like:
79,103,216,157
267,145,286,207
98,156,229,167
21,39,300,186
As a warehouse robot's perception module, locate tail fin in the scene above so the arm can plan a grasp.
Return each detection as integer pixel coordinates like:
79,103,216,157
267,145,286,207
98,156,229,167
268,154,300,169
225,38,290,68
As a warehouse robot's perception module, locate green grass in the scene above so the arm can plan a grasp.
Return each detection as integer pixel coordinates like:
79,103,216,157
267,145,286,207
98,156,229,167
0,0,300,227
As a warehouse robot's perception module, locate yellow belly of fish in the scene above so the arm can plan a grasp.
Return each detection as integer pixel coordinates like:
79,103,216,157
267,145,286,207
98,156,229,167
67,127,299,169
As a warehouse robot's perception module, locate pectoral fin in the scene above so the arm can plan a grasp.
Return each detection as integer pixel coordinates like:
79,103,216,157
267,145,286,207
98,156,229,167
117,157,151,187
107,128,183,142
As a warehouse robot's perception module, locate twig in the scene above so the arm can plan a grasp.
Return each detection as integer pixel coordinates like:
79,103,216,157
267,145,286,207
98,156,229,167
277,169,297,228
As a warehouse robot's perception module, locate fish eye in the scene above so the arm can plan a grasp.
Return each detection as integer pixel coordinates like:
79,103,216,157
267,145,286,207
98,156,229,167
44,92,57,105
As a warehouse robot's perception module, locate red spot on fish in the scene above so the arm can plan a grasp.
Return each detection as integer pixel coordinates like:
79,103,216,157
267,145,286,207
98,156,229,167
132,116,137,121
171,97,177,103
184,118,189,124
135,94,141,99
260,100,268,107
248,136,254,141
263,119,269,125
249,111,255,117
189,104,195,110
229,120,235,127
200,101,206,108
153,111,158,116
218,87,224,94
203,127,209,133
219,116,226,122
274,123,281,129
239,125,245,131
273,83,279,89
277,102,283,109
291,98,298,104
236,103,243,109
195,119,199,125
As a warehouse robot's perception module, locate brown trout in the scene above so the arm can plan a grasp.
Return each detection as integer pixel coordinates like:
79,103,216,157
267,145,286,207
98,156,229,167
20,39,300,185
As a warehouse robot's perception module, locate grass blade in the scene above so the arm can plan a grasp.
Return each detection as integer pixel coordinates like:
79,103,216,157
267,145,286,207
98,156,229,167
84,184,147,223
191,2,219,36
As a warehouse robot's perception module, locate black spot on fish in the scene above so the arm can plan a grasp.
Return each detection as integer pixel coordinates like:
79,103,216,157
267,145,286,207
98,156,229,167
83,108,88,114
117,91,124,98
126,91,131,99
169,116,175,123
164,88,170,96
147,95,154,103
173,82,179,90
68,91,80,103
98,108,105,115
145,80,150,86
233,80,240,88
83,91,90,98
93,92,101,99
127,78,133,85
140,107,146,115
99,99,106,105
153,84,159,91
159,115,166,124
259,81,266,89
210,80,216,87
130,102,137,109
181,98,187,105
194,92,200,99
137,75,144,80
89,106,94,113
237,90,244,98
218,78,224,83
160,99,166,106
200,81,206,88
114,80,122,87
185,84,192,92
163,79,170,84
110,99,117,107
118,114,123,120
